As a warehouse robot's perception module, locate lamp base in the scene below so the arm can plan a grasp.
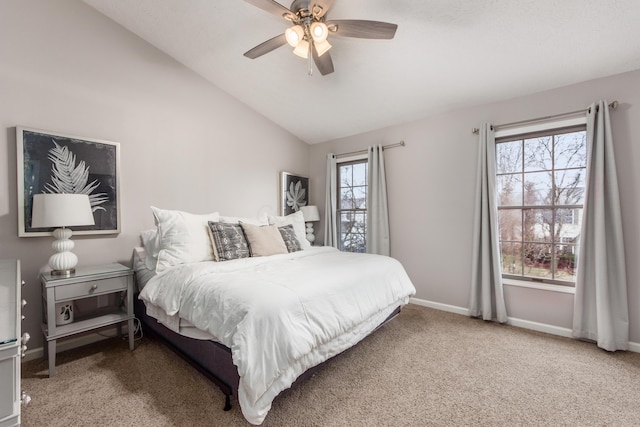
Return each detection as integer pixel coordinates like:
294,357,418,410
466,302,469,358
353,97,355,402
305,222,316,245
48,227,79,275
51,268,76,277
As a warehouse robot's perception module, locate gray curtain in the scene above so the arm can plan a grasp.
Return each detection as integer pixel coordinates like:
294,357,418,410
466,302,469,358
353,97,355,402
469,124,507,322
324,153,338,248
572,101,629,351
366,145,390,255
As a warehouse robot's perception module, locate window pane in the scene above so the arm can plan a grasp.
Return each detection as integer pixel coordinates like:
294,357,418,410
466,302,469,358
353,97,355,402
497,174,522,207
555,169,585,205
555,131,587,169
524,136,552,172
523,172,552,205
339,164,353,185
523,209,553,243
340,188,355,209
500,242,522,275
555,208,581,243
496,140,522,174
352,162,367,186
556,244,577,281
523,243,553,279
353,186,367,209
498,209,522,241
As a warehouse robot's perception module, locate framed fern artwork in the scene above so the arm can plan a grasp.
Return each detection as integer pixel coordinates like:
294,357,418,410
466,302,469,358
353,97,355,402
280,171,309,215
16,126,121,237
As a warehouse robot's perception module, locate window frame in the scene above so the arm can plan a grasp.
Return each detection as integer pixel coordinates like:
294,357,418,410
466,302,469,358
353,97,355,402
336,154,368,252
495,118,587,288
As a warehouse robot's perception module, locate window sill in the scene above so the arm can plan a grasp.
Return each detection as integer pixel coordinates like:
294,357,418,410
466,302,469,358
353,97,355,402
502,278,576,294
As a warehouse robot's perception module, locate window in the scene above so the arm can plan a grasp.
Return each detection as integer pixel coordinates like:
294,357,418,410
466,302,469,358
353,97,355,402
337,158,368,252
496,126,586,285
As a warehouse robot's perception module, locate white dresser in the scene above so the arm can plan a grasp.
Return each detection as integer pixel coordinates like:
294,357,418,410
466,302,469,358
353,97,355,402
0,260,30,427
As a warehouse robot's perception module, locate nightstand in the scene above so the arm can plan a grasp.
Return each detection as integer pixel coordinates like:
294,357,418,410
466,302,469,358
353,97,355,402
40,263,135,377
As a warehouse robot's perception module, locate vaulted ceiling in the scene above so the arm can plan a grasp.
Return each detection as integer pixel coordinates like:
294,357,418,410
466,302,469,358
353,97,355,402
83,0,640,144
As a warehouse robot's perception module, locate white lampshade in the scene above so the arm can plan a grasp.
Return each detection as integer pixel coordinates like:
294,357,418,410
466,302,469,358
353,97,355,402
293,39,310,58
300,205,320,222
310,22,329,43
31,193,94,277
314,39,332,57
31,193,95,228
285,25,305,47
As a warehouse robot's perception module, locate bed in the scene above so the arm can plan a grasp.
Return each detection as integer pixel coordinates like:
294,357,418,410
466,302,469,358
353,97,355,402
133,207,416,425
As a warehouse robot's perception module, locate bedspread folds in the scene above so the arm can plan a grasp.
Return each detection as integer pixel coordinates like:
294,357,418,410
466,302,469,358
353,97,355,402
139,246,415,424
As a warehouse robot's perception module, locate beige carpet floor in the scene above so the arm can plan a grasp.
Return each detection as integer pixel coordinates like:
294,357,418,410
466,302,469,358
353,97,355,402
21,304,640,426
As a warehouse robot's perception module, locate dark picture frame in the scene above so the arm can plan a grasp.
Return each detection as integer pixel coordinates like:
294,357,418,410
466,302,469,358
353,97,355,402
280,171,309,215
17,126,121,237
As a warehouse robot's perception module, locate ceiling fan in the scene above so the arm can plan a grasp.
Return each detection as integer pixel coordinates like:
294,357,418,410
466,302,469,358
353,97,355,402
243,0,398,76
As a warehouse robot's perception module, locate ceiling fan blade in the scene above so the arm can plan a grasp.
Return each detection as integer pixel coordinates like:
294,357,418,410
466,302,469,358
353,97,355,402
312,45,334,76
327,20,398,39
244,34,288,59
243,0,296,20
311,0,335,18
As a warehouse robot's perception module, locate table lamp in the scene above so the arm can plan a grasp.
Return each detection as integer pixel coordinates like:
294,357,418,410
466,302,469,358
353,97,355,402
299,205,320,245
31,193,95,276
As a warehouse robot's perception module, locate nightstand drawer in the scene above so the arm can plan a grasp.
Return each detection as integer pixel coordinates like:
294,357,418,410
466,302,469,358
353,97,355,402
55,276,128,301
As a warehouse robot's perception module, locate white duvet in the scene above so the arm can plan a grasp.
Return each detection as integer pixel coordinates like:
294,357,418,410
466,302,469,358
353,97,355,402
139,246,415,425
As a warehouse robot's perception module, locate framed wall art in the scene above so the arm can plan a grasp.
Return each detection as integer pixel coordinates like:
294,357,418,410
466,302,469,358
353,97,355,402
280,171,309,215
17,126,121,237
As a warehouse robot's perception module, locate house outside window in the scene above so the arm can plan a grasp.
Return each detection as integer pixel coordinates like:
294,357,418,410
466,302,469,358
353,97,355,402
337,158,368,252
496,126,587,285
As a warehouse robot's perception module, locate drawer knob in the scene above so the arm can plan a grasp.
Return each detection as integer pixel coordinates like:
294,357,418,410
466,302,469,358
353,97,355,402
22,280,26,287
21,299,27,308
21,391,31,406
22,332,31,344
90,284,98,292
22,315,26,321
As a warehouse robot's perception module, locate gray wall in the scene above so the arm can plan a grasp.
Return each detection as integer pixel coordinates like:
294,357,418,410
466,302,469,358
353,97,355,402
310,69,640,344
0,1,309,351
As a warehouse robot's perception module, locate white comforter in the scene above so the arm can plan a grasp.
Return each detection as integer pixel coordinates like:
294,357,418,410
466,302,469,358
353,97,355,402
139,246,415,424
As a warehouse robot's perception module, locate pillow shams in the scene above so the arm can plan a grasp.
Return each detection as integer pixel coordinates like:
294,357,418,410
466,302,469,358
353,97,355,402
207,222,251,261
152,206,220,272
278,224,302,253
139,229,159,271
268,210,310,249
240,223,288,257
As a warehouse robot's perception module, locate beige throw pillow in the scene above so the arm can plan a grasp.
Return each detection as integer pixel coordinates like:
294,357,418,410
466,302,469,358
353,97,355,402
240,223,288,257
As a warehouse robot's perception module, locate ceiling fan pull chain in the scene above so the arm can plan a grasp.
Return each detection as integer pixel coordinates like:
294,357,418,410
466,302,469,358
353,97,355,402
307,42,313,76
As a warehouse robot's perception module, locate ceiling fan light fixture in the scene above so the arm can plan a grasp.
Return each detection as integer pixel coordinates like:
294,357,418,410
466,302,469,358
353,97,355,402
310,21,329,43
285,25,305,47
314,39,332,56
293,39,310,58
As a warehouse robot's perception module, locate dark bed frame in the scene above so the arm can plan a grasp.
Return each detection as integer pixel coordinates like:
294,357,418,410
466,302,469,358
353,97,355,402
134,295,400,411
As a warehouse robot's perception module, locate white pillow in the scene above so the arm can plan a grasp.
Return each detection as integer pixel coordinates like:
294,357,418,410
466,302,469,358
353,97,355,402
139,229,159,271
151,206,220,272
219,214,268,226
267,211,310,249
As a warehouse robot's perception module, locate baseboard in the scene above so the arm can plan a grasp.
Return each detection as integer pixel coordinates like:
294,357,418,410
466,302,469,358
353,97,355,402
409,297,640,353
23,325,126,362
409,297,470,316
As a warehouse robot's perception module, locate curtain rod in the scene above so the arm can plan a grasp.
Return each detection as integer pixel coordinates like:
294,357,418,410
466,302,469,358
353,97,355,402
335,140,405,158
471,101,619,134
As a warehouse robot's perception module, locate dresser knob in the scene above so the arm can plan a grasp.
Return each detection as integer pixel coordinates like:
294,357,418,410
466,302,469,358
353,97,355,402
90,284,98,292
22,280,25,287
22,315,26,321
22,332,31,344
21,299,27,308
21,391,31,406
